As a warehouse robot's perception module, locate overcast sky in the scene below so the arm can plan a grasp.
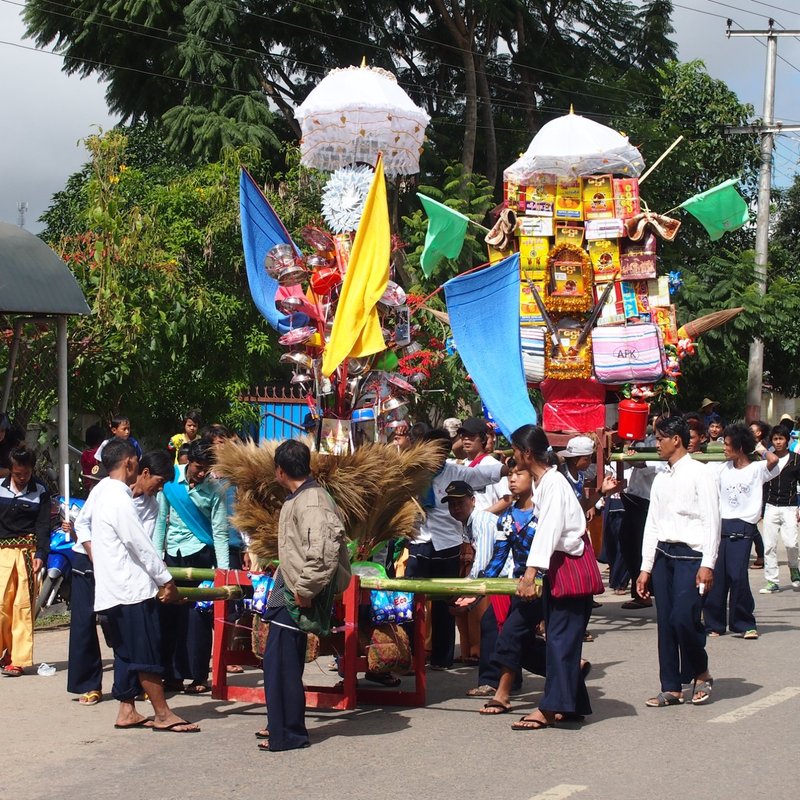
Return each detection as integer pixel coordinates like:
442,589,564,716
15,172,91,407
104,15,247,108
2,0,800,232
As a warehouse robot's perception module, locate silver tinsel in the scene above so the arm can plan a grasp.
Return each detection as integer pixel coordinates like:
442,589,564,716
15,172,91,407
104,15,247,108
321,165,373,233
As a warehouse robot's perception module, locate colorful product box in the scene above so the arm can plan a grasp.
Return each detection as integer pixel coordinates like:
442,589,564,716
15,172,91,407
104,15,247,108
593,281,625,326
588,238,620,283
584,218,625,240
648,275,670,307
518,216,554,237
613,178,641,220
555,177,584,221
554,224,585,248
519,234,551,271
550,259,587,297
582,174,615,220
520,280,546,326
620,233,657,280
524,173,557,217
652,304,678,344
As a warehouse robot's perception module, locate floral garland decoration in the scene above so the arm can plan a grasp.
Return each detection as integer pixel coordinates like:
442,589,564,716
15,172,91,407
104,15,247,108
320,165,374,233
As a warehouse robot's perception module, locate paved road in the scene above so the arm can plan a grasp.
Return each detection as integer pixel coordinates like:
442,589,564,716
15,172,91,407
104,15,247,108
3,568,798,800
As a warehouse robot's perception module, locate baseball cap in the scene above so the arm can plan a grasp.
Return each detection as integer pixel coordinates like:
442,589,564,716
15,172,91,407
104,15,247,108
559,435,595,458
440,481,475,502
458,417,488,436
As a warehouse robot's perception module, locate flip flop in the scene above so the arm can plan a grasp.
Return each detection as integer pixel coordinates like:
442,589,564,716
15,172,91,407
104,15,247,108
183,683,210,695
114,718,154,729
1,665,23,677
691,678,714,705
645,691,685,707
511,715,553,731
364,672,401,687
466,685,496,697
480,699,512,715
226,665,245,674
258,740,310,752
79,690,102,706
254,729,270,739
152,721,201,733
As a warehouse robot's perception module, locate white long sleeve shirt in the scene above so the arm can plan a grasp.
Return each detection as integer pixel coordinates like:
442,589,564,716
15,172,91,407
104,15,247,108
89,478,173,611
526,467,587,570
641,453,721,572
417,460,503,550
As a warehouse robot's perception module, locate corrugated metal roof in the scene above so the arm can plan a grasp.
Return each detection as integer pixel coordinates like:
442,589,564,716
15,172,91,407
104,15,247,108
0,222,90,316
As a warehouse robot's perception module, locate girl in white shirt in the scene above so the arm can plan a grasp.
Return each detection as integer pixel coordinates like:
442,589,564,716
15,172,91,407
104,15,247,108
704,424,779,639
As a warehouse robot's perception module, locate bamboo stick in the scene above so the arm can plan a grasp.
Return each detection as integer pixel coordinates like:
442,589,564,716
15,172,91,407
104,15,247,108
359,576,519,596
609,452,726,462
168,567,218,581
177,585,244,601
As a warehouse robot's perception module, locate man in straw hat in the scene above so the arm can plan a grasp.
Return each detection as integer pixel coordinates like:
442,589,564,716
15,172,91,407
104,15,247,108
700,398,720,427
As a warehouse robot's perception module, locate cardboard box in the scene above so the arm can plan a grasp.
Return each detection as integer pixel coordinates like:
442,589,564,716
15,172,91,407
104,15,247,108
555,177,584,221
550,259,587,297
518,217,554,237
588,238,620,283
583,174,614,219
620,233,657,280
555,224,585,248
652,304,678,344
648,275,670,307
585,218,625,240
520,280,546,326
593,281,625,326
519,234,551,270
613,178,641,220
523,173,556,217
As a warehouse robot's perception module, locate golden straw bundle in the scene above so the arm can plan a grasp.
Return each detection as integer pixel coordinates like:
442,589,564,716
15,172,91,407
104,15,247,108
677,306,743,339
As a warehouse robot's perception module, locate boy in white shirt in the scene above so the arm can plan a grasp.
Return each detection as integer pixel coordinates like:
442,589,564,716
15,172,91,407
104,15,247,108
704,424,779,640
89,438,199,732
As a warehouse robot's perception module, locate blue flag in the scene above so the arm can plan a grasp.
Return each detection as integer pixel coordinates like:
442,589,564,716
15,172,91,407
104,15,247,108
240,169,303,332
443,254,538,437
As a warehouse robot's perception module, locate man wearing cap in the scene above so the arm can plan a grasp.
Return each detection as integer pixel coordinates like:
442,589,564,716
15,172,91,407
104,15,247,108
455,417,512,515
557,436,618,515
409,429,507,670
442,481,502,665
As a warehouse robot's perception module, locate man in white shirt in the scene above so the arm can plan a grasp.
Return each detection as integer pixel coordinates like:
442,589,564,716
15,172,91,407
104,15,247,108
67,449,175,705
636,416,720,707
703,424,779,640
453,417,512,515
408,429,506,670
89,438,198,732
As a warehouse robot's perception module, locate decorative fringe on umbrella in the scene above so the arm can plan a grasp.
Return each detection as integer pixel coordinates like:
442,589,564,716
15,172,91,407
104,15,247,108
677,306,743,339
213,439,443,565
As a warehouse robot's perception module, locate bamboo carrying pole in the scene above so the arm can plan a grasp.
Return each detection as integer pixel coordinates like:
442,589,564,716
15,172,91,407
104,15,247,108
360,576,519,596
168,567,218,582
177,585,244,601
609,452,726,462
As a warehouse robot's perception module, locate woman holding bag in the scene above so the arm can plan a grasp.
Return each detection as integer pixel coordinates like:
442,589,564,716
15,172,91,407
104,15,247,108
509,424,608,730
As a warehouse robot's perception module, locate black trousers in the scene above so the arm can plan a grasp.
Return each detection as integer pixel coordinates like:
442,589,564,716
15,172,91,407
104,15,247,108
619,494,650,599
704,524,757,634
67,552,103,694
538,581,592,716
490,596,546,677
262,606,309,751
405,541,460,668
161,545,215,684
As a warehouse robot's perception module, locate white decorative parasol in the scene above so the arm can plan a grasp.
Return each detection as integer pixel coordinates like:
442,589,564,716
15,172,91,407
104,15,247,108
294,63,430,177
504,111,645,181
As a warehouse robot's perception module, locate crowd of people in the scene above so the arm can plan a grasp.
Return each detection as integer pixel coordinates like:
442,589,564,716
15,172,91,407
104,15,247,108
0,402,799,749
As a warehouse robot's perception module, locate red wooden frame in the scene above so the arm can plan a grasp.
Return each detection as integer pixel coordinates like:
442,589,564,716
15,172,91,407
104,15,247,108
211,571,428,709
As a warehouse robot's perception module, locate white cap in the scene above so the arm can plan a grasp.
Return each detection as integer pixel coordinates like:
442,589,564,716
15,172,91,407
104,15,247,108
559,435,595,458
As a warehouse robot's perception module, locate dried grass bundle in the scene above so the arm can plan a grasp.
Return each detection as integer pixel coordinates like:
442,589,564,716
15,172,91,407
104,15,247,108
213,438,443,564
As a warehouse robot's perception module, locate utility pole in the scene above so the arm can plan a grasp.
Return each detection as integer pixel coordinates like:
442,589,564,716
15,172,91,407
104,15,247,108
16,201,28,228
725,19,800,422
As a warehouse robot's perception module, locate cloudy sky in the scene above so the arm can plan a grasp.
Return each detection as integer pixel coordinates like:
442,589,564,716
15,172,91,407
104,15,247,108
1,0,800,232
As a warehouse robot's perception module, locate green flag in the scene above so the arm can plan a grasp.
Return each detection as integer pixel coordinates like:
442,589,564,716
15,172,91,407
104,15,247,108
679,178,749,241
418,193,469,277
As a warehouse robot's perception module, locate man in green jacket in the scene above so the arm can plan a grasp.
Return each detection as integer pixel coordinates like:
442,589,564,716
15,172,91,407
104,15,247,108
257,439,350,752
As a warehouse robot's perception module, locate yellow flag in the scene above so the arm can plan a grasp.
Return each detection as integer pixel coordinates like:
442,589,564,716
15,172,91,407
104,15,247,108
322,155,390,376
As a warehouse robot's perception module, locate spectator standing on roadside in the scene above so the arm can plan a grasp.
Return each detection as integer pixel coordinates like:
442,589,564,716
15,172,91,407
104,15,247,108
168,410,202,464
759,425,800,594
0,446,50,676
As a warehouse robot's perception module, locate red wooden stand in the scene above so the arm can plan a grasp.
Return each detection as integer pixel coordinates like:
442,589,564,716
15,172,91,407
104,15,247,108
211,571,428,709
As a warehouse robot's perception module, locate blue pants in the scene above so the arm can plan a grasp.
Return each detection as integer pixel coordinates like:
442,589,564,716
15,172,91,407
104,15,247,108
405,542,460,668
620,494,649,599
161,546,215,684
477,602,522,690
704,527,757,634
538,583,592,716
490,596,546,677
104,598,164,701
600,505,630,590
650,542,707,692
67,553,103,694
262,606,309,751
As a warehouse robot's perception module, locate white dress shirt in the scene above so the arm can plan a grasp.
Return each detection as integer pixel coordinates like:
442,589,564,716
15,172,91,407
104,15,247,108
89,478,173,611
465,508,503,579
526,467,587,570
641,453,721,572
417,461,503,550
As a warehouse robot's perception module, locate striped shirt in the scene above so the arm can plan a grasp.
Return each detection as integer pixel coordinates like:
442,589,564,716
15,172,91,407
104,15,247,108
466,508,504,579
0,474,51,560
